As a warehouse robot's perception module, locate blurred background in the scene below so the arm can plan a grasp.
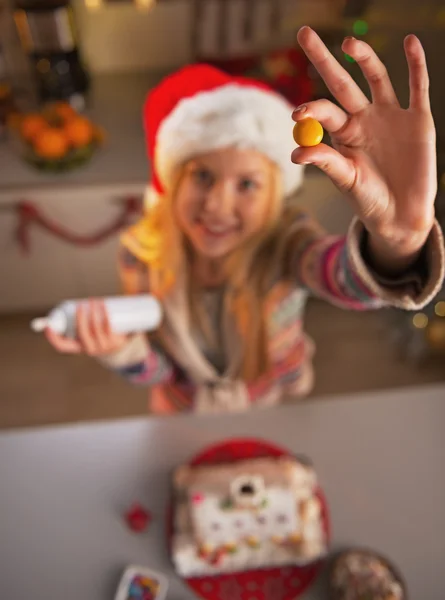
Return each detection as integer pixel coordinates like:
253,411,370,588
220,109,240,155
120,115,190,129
0,0,444,428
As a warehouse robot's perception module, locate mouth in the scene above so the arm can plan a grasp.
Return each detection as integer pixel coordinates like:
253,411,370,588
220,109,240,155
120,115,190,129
197,220,239,240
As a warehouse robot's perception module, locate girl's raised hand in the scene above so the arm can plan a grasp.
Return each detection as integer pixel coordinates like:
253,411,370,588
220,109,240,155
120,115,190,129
293,27,437,269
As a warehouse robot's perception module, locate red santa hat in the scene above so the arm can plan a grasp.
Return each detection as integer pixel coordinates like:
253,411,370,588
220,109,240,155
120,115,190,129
143,64,304,208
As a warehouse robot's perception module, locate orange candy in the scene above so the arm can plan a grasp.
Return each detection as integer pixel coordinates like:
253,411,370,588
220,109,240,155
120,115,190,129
33,127,70,159
293,117,324,147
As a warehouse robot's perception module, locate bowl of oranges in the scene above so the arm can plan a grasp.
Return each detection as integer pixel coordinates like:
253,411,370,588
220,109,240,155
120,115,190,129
13,102,105,173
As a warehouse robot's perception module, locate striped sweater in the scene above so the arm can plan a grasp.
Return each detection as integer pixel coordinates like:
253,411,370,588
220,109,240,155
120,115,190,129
99,213,444,414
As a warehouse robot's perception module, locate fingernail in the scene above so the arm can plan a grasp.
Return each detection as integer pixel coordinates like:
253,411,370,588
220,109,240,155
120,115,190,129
344,36,355,41
293,105,307,117
291,155,311,165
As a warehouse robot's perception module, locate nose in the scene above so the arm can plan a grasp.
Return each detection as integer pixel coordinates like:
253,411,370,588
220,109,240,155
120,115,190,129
203,180,235,220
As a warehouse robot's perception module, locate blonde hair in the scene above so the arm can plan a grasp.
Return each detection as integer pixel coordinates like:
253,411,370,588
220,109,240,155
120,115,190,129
135,161,297,381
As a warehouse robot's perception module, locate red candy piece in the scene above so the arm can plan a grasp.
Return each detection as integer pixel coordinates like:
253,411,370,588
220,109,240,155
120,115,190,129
210,548,225,566
125,503,152,533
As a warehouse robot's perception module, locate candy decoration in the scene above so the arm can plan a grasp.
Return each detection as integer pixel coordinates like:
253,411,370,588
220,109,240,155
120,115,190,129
289,532,302,544
126,574,160,600
114,566,168,600
192,493,205,504
219,497,234,510
245,535,261,549
125,504,152,533
293,118,324,147
210,548,226,566
198,548,210,560
271,535,285,545
330,550,406,600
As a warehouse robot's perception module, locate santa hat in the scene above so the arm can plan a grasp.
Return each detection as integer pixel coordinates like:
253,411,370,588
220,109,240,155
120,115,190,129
143,64,303,208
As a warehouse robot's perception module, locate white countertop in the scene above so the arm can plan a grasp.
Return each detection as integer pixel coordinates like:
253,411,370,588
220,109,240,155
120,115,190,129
1,383,444,599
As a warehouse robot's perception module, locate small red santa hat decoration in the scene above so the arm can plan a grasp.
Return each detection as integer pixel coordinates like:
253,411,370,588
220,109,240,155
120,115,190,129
143,64,304,209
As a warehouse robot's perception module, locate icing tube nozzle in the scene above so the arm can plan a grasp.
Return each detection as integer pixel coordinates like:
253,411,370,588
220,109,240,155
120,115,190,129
31,317,48,332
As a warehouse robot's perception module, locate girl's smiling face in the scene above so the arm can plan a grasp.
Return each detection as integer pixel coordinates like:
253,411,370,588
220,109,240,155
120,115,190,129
174,147,276,260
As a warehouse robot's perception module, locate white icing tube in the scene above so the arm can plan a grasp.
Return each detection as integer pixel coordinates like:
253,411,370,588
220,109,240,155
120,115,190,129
30,295,162,338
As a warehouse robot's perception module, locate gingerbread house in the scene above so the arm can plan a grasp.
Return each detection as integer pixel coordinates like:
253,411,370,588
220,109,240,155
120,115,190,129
171,456,327,576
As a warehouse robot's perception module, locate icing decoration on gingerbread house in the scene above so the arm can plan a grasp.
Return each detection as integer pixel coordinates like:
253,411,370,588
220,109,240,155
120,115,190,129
171,456,327,576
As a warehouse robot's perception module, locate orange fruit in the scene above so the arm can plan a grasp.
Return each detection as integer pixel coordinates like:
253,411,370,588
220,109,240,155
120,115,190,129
51,101,76,122
63,116,94,148
33,127,70,159
20,114,48,143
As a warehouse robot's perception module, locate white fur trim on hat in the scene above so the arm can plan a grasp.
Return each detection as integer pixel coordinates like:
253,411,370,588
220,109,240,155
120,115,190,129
155,83,304,198
143,184,159,209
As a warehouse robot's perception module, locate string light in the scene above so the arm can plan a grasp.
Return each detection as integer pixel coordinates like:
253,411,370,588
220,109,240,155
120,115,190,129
84,0,102,9
135,0,155,9
412,313,428,329
345,18,368,64
426,320,445,350
435,301,445,318
353,20,369,35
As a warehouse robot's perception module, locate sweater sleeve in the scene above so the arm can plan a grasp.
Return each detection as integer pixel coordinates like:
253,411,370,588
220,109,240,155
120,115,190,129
285,212,444,311
97,243,175,386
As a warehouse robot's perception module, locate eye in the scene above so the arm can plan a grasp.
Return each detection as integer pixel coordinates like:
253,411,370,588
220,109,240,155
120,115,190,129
192,167,214,188
238,178,257,193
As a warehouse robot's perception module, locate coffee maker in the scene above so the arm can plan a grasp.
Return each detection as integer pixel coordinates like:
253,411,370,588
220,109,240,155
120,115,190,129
13,0,90,108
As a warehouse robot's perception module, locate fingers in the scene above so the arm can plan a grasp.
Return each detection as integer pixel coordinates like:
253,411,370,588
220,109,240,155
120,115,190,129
297,26,369,115
89,299,110,351
98,300,113,338
404,34,431,111
96,300,128,350
77,300,114,355
76,302,98,355
342,37,399,106
44,300,127,356
77,300,127,355
44,327,82,353
292,99,348,135
291,144,356,193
